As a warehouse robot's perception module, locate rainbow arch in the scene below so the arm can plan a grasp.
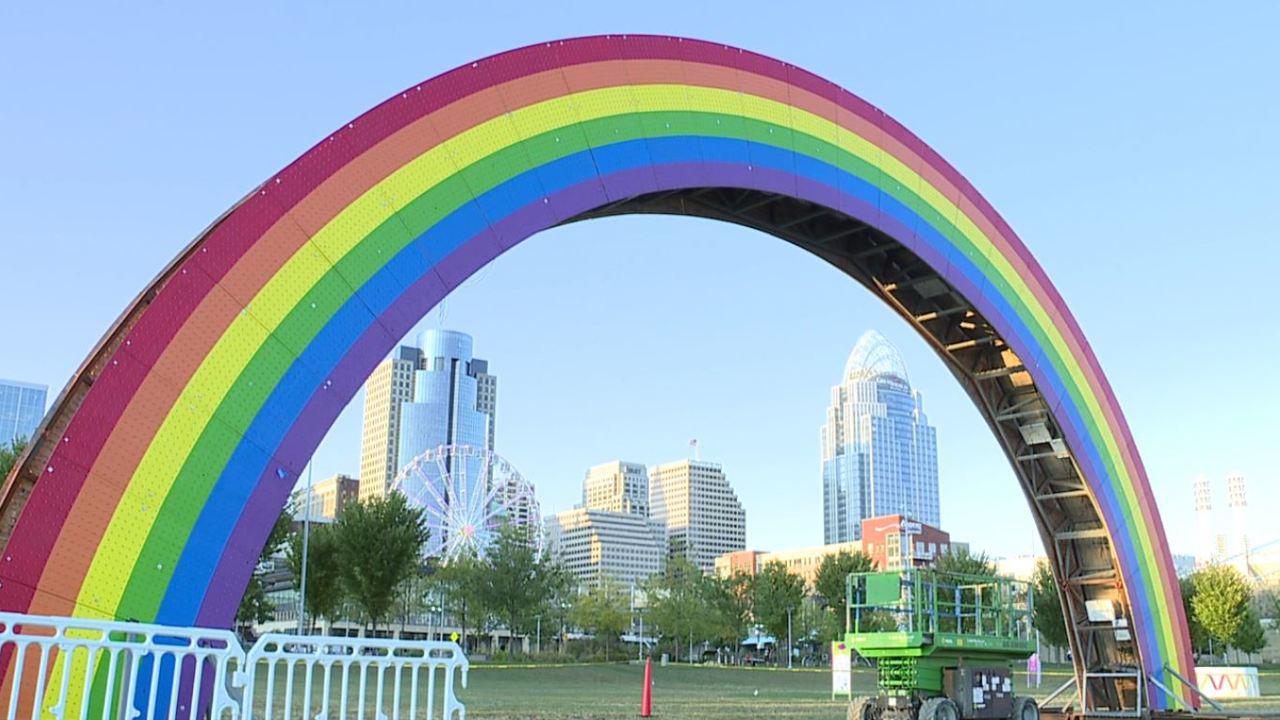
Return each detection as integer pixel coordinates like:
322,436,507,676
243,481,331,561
0,35,1191,710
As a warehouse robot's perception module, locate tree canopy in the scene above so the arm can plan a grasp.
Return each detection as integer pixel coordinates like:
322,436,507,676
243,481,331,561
1030,559,1070,648
336,492,429,631
0,438,27,480
751,560,805,659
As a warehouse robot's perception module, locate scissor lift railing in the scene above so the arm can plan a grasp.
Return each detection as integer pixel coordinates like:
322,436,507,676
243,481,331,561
846,569,1035,642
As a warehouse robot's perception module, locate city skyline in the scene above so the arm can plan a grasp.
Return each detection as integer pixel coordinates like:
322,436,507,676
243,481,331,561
3,4,1276,561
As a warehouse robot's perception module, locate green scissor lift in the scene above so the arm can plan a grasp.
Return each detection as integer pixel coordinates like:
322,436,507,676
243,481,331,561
845,569,1039,720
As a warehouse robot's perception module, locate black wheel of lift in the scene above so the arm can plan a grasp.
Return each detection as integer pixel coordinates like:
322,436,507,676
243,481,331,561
919,697,960,720
1011,696,1039,720
848,696,877,720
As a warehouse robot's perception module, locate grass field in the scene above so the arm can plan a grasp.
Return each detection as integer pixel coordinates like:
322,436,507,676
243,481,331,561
251,661,1280,719
455,663,1280,719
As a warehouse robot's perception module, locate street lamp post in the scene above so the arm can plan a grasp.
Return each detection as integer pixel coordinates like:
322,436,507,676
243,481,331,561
296,461,314,636
787,607,793,670
536,615,542,655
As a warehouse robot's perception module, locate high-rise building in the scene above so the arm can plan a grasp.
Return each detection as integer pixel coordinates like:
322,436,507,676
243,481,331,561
821,331,939,543
0,378,48,446
648,459,746,573
397,330,496,465
546,507,664,587
359,331,498,504
295,474,360,520
583,461,650,516
358,346,419,502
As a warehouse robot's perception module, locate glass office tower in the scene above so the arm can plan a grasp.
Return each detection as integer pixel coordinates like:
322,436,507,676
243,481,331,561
0,379,48,445
820,331,939,543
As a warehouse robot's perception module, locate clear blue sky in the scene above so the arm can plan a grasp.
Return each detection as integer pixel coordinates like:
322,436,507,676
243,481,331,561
2,3,1276,558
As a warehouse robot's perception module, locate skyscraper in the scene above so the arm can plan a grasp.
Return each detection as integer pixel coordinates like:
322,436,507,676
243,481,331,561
397,330,496,464
358,346,419,502
648,459,746,573
583,460,650,516
358,331,498,503
0,379,47,446
821,331,939,544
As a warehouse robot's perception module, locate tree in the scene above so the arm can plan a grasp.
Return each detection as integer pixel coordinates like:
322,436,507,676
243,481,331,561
286,522,344,632
1233,607,1267,659
438,550,488,653
1031,560,1070,649
335,493,429,633
813,551,876,638
0,438,27,480
236,574,273,631
1180,576,1210,657
933,547,996,577
481,523,558,657
814,550,876,610
569,581,630,660
1190,564,1251,656
236,508,294,634
751,561,805,665
706,573,754,660
646,557,715,662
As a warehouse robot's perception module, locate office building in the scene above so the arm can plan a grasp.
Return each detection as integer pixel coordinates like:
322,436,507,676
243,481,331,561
397,330,495,466
648,459,746,573
821,331,939,543
359,331,498,503
714,541,863,588
858,514,954,570
583,461,650,516
546,507,664,587
295,474,360,520
0,378,47,445
714,515,958,587
358,346,418,502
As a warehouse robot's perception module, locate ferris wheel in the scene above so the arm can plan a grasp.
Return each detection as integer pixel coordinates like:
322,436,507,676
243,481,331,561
390,444,540,560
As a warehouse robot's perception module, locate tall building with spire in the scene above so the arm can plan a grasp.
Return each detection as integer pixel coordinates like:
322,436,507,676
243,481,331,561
821,331,939,544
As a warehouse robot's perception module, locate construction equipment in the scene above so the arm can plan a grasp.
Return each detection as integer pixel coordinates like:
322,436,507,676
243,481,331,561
845,569,1038,720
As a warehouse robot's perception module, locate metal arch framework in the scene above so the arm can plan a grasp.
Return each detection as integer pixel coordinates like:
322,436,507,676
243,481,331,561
0,35,1191,716
576,188,1135,709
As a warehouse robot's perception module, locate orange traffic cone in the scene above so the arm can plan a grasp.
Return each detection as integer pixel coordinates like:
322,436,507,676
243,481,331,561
640,657,653,717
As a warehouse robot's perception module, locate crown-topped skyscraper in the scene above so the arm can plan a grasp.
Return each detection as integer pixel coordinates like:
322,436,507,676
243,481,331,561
821,331,939,543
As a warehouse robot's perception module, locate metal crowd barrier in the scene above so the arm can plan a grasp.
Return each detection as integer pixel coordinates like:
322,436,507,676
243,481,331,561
0,612,468,720
240,634,468,720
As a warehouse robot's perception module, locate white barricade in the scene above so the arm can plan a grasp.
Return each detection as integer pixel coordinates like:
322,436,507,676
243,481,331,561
239,634,467,720
0,611,243,720
0,613,469,720
1195,666,1261,699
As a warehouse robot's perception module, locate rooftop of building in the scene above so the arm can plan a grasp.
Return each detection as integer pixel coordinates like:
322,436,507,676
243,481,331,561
842,329,910,384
